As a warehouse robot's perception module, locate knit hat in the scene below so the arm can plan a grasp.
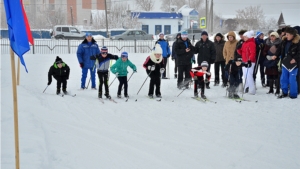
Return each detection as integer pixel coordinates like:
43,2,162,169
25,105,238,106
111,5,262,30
101,46,108,52
243,30,254,38
293,26,300,34
86,32,92,37
121,51,128,58
201,61,209,67
256,31,263,38
201,31,208,36
235,56,243,62
270,32,279,38
153,44,163,54
181,31,188,37
158,32,164,36
55,56,63,64
285,27,297,36
268,30,274,35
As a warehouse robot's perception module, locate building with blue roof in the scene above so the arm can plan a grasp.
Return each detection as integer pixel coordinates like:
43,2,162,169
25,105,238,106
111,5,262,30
131,5,199,36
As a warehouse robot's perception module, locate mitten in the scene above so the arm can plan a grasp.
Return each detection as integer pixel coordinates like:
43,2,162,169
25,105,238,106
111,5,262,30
147,66,151,70
150,65,155,71
47,81,51,85
160,68,165,73
192,60,196,64
206,72,211,76
80,63,84,68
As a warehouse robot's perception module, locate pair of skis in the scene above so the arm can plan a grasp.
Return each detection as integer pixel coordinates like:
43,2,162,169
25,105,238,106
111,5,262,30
191,97,217,103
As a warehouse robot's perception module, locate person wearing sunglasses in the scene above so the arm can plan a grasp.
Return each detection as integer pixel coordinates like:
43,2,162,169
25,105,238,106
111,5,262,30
90,46,118,99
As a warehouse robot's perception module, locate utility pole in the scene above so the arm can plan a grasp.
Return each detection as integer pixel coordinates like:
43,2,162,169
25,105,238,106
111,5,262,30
210,0,213,33
104,0,109,38
205,0,208,31
70,6,74,26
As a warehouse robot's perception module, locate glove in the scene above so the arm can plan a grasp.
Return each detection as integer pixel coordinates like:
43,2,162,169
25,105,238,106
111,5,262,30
247,60,252,67
133,70,137,73
150,65,155,71
204,79,209,84
206,72,211,76
47,81,51,85
90,55,96,60
160,68,165,73
167,54,170,58
192,60,196,64
80,63,84,68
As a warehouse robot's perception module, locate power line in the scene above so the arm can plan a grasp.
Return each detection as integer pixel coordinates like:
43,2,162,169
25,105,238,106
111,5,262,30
215,2,300,5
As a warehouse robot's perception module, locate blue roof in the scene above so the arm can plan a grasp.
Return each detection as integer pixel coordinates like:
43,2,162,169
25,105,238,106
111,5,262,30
131,12,183,19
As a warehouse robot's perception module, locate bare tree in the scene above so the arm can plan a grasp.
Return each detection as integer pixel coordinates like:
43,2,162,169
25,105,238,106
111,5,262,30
264,17,278,32
135,0,155,11
235,5,265,30
160,0,186,12
92,3,141,30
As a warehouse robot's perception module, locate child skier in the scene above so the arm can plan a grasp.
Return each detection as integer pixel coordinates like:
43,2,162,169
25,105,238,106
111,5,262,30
90,46,119,99
110,52,137,98
224,57,252,99
143,44,165,98
48,56,70,95
190,61,211,99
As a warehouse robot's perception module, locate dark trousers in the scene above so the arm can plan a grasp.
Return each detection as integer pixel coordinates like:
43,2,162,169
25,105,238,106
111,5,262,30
97,71,109,94
149,76,161,95
253,58,265,81
178,64,192,87
174,58,178,74
55,77,67,91
162,57,168,78
298,66,300,94
194,76,205,94
117,76,128,95
214,61,225,83
267,75,279,92
205,64,211,86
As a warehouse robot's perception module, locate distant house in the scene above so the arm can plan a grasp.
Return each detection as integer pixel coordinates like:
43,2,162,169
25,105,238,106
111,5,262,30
277,9,300,28
131,5,199,35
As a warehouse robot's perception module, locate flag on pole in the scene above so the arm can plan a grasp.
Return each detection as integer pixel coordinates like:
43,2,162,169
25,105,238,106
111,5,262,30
4,0,34,72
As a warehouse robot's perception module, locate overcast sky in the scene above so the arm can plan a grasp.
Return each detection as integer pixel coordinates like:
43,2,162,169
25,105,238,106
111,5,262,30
125,0,300,19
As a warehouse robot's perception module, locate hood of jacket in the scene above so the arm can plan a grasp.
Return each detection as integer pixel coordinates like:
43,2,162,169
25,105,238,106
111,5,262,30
149,52,163,64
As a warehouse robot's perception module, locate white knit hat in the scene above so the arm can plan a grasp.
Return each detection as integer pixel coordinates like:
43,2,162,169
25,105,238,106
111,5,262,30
153,44,163,54
243,30,254,38
270,32,279,38
201,61,209,67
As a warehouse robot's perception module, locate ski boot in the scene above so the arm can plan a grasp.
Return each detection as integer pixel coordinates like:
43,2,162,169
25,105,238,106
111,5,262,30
148,94,154,99
124,94,129,98
117,94,122,98
98,91,102,98
62,88,68,95
156,94,162,98
201,93,207,99
56,88,61,95
104,93,111,99
174,74,177,79
233,94,240,99
278,93,288,99
228,92,234,99
194,92,198,98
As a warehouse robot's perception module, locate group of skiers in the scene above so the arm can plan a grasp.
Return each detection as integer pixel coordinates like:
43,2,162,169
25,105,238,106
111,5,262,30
47,26,300,100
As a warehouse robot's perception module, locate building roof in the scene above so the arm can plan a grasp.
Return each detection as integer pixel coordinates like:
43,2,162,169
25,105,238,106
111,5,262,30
177,5,198,16
278,9,300,27
131,12,183,19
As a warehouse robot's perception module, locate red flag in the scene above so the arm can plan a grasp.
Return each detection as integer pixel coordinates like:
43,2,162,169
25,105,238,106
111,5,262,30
21,0,34,45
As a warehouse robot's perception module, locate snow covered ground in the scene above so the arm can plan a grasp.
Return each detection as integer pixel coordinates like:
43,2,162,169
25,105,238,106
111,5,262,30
1,53,300,169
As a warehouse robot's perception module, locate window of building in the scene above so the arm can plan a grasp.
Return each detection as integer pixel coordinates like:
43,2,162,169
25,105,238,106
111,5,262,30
155,25,162,35
164,25,171,34
142,25,149,34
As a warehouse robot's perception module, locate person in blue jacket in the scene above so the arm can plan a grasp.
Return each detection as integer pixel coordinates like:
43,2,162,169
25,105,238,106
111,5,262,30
76,32,100,89
154,32,171,79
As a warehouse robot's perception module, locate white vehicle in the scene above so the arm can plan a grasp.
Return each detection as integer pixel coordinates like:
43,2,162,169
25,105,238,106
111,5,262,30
52,25,86,40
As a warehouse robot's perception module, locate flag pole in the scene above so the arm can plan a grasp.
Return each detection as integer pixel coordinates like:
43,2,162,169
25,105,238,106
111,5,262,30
10,48,20,169
17,57,20,85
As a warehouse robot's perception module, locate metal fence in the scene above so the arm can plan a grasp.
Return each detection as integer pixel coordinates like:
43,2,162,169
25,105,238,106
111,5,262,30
0,39,175,54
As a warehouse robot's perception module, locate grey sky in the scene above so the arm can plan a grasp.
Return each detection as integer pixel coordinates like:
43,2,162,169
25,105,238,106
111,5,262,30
126,0,300,19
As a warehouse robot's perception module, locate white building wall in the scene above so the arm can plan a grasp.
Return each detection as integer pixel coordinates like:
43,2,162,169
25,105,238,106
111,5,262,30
138,19,180,35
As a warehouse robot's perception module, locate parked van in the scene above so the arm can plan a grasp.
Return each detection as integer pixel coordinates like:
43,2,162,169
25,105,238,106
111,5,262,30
53,25,86,40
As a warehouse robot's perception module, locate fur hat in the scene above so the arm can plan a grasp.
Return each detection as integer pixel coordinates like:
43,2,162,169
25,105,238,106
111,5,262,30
285,27,297,36
243,30,254,38
153,44,163,54
270,32,279,38
215,33,223,39
55,56,63,64
201,61,209,67
121,51,128,58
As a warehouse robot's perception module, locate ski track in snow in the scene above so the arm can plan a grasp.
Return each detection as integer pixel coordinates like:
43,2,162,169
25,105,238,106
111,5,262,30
1,53,300,169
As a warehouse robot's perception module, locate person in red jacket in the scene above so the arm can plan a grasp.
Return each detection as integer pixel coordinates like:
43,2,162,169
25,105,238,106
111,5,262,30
237,30,256,95
190,61,211,99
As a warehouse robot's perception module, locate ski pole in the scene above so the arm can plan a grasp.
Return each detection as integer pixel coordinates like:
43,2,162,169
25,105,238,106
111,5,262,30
137,71,152,95
242,47,250,98
122,71,135,91
43,85,49,93
109,75,117,87
85,77,91,89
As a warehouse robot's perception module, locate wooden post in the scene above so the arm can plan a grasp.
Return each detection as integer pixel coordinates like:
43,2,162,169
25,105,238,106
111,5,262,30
17,57,20,85
10,48,20,169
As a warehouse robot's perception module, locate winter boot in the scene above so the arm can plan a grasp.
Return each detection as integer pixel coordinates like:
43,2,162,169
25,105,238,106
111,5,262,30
206,84,210,89
56,88,61,95
62,88,68,95
148,94,154,98
98,91,102,98
267,80,274,94
124,94,129,98
156,94,162,98
201,93,207,99
278,93,288,99
194,92,198,97
233,94,240,99
228,92,234,99
261,78,266,87
174,74,177,79
104,93,111,99
214,80,219,86
117,95,122,98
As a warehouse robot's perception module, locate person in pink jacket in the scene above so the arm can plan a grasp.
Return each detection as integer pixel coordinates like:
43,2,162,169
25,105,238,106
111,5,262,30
237,30,256,95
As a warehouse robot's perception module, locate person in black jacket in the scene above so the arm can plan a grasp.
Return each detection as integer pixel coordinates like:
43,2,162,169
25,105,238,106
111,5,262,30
143,44,164,98
171,33,181,78
194,31,216,89
90,46,118,99
213,33,226,86
225,57,251,99
48,56,70,95
254,31,266,87
275,27,300,99
174,31,195,89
